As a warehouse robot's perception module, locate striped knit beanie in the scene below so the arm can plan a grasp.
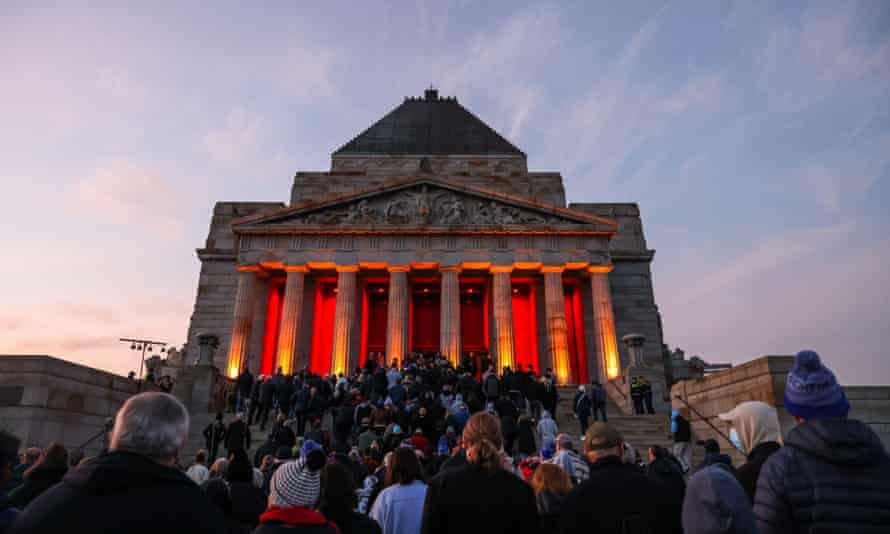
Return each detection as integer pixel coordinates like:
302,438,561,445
269,452,324,508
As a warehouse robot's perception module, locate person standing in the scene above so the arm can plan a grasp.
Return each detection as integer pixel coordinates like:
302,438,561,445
559,423,659,534
8,443,68,509
754,350,890,534
9,392,226,534
248,374,263,426
671,410,692,473
531,463,572,534
203,412,227,461
420,412,539,534
186,450,210,486
258,376,276,431
573,386,591,437
590,381,608,422
226,412,252,456
640,378,654,414
630,377,643,415
716,401,781,501
550,434,589,486
683,463,756,534
319,462,382,534
370,447,427,534
236,366,254,414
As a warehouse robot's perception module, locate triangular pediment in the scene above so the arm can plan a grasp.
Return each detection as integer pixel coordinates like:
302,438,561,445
232,178,616,232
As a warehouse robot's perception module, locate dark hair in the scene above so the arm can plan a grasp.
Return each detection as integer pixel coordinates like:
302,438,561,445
320,462,357,526
225,449,253,483
25,443,68,480
196,450,208,463
385,447,425,487
306,449,327,471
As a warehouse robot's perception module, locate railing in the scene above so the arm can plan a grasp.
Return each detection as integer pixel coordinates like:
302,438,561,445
77,417,114,452
673,394,733,445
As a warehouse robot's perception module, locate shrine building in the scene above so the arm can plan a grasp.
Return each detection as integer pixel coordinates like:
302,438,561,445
185,88,664,385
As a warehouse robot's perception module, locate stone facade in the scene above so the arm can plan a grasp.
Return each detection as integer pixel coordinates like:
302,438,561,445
184,90,666,390
0,355,139,455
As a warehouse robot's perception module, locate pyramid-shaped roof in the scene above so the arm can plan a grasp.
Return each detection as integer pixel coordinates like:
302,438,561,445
334,89,525,156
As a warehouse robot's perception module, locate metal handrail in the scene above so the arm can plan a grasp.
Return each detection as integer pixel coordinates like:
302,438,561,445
77,417,114,451
673,394,733,445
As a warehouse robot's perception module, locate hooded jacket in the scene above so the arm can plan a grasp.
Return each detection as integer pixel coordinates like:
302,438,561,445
754,418,890,534
9,451,226,534
682,463,756,534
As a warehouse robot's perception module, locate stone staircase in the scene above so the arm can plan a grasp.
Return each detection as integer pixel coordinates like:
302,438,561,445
553,386,673,453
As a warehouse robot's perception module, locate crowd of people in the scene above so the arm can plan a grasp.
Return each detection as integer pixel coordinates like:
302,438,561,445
2,349,889,534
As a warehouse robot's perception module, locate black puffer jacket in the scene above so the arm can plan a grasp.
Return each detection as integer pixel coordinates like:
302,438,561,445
9,451,225,534
754,418,890,534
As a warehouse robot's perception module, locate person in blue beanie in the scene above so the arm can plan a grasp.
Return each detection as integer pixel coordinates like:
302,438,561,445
753,350,890,534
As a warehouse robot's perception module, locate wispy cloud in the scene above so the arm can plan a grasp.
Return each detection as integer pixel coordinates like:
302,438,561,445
201,107,265,166
66,160,186,238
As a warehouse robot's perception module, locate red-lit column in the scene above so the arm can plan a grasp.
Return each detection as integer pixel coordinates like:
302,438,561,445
275,265,307,375
385,266,409,366
543,266,571,384
330,266,358,377
491,266,516,373
439,266,462,367
589,265,620,381
226,266,259,378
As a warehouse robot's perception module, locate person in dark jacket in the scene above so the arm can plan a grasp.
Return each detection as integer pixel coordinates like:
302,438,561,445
693,439,734,474
630,377,643,414
716,400,781,500
754,350,890,534
671,410,692,472
646,446,685,534
590,381,608,422
494,394,519,455
683,463,756,534
258,377,277,431
205,450,266,533
8,443,68,510
9,392,226,534
248,375,264,426
226,413,252,455
252,449,338,534
560,422,659,534
572,385,592,436
204,412,228,461
320,462,382,534
0,430,22,533
420,412,538,534
236,367,254,414
5,448,39,494
276,376,295,418
516,415,537,457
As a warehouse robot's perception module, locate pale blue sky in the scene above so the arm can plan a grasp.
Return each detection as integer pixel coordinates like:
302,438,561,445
2,1,888,384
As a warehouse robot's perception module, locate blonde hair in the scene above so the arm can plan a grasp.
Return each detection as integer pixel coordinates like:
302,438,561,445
530,463,572,496
462,412,503,473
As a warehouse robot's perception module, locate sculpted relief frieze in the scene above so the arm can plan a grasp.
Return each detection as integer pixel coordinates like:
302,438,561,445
289,185,569,227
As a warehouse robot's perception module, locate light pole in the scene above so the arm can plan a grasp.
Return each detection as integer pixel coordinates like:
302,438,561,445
119,337,168,390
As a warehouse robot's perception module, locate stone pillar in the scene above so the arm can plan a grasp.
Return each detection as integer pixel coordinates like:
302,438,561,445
330,266,358,377
491,266,516,372
196,334,219,366
589,266,620,381
386,266,410,367
226,268,258,378
275,266,307,375
439,266,462,367
543,267,571,384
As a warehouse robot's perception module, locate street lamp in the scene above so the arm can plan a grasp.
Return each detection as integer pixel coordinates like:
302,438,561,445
119,337,168,391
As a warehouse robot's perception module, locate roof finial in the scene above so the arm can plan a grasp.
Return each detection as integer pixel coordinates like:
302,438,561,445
424,85,439,101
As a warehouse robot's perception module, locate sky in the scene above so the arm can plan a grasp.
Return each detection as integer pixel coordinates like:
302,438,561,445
1,1,888,385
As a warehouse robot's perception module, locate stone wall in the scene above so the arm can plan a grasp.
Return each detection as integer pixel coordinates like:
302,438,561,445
671,356,890,464
0,355,138,455
291,167,566,207
187,201,285,370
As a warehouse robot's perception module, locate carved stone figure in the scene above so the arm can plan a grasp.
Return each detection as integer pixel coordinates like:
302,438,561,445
440,196,465,224
471,201,491,224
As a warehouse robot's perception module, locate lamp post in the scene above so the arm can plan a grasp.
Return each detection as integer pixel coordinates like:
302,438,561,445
119,337,168,391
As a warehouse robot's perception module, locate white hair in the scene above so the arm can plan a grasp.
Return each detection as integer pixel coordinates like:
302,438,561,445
110,392,189,462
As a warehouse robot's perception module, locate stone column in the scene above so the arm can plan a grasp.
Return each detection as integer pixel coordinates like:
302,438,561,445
330,266,358,377
226,268,258,378
385,266,410,367
275,266,307,375
439,266,462,367
589,266,620,381
543,266,571,384
491,266,516,372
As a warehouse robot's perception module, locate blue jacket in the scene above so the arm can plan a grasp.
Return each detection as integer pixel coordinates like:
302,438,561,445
754,418,890,534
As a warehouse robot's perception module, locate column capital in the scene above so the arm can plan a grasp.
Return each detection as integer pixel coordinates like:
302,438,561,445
284,264,310,273
490,265,514,274
387,265,411,273
335,265,360,273
587,265,614,274
235,264,263,273
540,265,565,274
439,265,462,273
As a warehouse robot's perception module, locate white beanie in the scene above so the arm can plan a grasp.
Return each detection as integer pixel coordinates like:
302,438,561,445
269,461,321,508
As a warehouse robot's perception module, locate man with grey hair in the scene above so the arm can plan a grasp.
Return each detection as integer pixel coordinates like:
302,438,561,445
10,392,225,534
